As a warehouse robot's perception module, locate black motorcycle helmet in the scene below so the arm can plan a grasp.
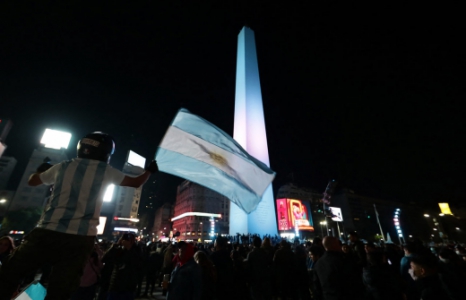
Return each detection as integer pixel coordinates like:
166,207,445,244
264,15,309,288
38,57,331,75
77,132,115,163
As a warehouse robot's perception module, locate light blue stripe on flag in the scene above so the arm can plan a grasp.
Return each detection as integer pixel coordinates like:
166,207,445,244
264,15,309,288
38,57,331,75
15,281,47,300
156,108,276,214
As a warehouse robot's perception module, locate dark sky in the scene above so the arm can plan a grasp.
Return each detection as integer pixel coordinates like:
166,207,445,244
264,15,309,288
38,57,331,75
1,1,465,210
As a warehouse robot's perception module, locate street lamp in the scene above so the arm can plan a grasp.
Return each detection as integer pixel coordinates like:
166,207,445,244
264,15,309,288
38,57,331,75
319,221,327,237
424,214,430,218
0,199,6,204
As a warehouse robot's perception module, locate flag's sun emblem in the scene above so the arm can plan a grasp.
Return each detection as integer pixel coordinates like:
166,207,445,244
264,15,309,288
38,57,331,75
209,152,227,166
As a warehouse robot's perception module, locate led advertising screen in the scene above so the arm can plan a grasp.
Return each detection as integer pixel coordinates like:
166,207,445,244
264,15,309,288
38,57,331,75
276,198,314,231
329,206,343,222
127,150,146,168
97,216,107,235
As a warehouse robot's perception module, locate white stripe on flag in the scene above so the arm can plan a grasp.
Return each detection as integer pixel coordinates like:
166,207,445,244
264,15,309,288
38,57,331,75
160,126,274,196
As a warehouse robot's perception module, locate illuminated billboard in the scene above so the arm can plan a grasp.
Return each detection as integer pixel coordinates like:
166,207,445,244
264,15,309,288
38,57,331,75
438,203,453,215
97,216,107,235
40,129,71,149
329,207,343,222
127,150,146,168
276,198,314,231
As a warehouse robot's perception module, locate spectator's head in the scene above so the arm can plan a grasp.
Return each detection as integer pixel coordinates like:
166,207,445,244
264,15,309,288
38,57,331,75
253,237,262,248
367,250,385,266
313,237,323,247
410,255,438,280
341,244,351,253
279,240,289,249
77,132,115,163
322,236,341,252
194,250,210,266
365,242,376,253
438,247,457,263
121,233,136,250
214,236,227,250
0,236,15,255
309,246,325,262
348,231,359,243
403,241,417,256
262,237,272,248
179,242,195,265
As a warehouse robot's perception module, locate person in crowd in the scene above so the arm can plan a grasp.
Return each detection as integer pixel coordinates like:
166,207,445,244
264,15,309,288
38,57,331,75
0,132,158,300
160,243,176,287
71,244,103,300
314,236,363,300
230,250,249,299
437,247,465,300
167,242,202,300
194,250,217,300
274,240,297,300
295,244,312,300
363,250,404,300
364,242,376,253
410,255,449,299
0,236,15,265
142,243,164,297
244,236,272,300
348,231,367,268
308,246,324,300
399,242,419,300
341,243,351,254
106,233,143,300
210,236,235,300
308,246,324,270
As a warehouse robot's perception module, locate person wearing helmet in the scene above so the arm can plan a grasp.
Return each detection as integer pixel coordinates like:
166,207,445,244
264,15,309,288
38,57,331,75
0,132,159,300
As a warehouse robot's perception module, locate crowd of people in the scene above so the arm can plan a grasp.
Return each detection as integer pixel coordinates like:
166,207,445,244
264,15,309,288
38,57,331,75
2,231,466,300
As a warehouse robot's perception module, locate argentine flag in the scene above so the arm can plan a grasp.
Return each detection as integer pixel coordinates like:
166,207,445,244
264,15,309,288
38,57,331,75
156,108,276,214
15,281,47,300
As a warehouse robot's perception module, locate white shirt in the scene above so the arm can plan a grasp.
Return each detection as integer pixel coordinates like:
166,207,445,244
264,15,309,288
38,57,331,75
38,158,125,236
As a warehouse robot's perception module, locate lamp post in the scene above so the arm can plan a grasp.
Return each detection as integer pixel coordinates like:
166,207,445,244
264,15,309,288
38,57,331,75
319,221,327,237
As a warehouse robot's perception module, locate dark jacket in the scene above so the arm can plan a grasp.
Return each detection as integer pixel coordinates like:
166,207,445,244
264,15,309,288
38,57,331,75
167,258,202,300
363,264,404,300
415,274,449,300
210,249,234,300
314,251,363,300
107,245,142,292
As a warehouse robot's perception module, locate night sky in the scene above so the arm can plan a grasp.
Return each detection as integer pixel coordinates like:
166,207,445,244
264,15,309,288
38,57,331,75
1,2,464,215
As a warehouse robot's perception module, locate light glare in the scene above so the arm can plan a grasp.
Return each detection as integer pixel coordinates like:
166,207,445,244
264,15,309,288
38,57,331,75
40,129,71,149
103,184,115,202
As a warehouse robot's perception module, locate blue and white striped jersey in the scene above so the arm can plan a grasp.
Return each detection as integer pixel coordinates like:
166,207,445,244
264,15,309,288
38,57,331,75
38,158,125,236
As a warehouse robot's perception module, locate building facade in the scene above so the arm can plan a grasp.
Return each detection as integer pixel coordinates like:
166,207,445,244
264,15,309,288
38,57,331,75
172,180,230,241
152,203,173,240
9,146,68,212
0,156,17,190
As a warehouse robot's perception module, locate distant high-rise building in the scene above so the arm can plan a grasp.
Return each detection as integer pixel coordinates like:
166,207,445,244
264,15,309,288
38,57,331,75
0,118,13,158
112,162,144,219
0,156,17,190
172,180,229,241
152,203,173,240
10,147,68,211
230,26,278,235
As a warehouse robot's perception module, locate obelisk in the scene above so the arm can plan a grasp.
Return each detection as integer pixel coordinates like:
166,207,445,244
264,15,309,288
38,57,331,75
230,26,278,236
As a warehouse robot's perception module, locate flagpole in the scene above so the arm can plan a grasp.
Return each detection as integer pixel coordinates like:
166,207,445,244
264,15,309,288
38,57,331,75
373,204,385,241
